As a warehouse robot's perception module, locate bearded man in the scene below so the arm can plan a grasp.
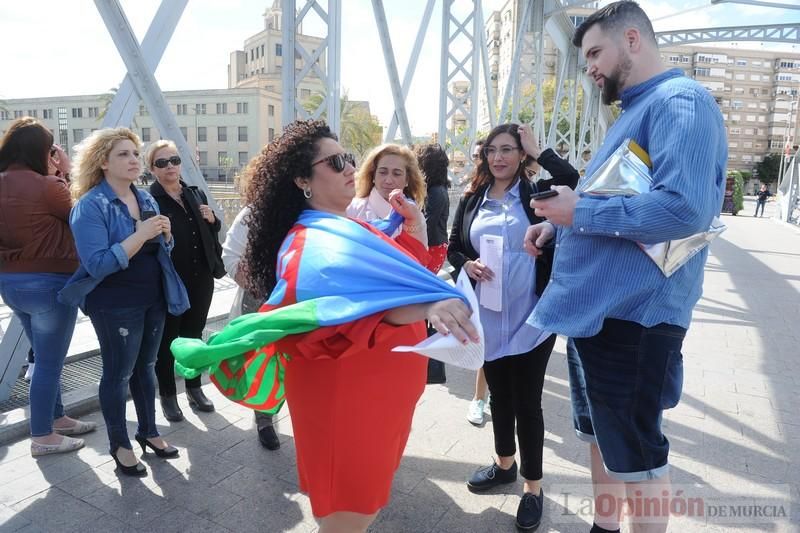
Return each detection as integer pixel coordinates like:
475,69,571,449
523,2,727,532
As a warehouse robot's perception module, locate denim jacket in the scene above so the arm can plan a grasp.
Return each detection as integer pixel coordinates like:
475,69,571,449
58,179,190,315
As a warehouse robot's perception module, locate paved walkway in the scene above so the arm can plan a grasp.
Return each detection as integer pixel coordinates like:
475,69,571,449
0,197,798,532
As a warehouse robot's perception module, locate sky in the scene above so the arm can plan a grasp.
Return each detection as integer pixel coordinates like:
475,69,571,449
1,0,798,136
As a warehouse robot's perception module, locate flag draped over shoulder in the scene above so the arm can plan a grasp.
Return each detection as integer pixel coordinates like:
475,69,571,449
171,209,465,414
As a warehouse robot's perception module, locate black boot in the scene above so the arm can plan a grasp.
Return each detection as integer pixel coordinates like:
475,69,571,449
186,386,215,412
160,395,184,422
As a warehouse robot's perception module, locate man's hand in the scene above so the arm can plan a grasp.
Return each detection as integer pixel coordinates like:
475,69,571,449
523,222,555,257
531,185,578,226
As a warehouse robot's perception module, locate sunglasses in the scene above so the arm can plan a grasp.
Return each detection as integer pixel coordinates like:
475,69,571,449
153,156,182,168
311,152,356,172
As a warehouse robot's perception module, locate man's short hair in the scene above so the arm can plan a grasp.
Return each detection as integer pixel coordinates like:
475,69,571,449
572,1,657,48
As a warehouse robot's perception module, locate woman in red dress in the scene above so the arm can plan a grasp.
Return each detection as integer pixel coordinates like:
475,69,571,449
240,120,478,532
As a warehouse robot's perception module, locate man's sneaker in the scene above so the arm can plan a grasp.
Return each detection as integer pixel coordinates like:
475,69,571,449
467,461,517,492
467,398,486,425
516,489,544,530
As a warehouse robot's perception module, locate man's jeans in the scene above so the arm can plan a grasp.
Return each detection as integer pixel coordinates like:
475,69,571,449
87,302,166,453
0,273,77,437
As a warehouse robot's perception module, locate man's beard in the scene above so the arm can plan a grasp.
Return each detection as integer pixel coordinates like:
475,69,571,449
601,54,633,105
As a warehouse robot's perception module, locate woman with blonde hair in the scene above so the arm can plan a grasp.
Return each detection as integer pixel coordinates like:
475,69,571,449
147,140,224,422
60,128,188,476
346,144,427,242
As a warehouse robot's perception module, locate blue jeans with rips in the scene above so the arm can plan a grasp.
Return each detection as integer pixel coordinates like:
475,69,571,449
87,301,166,453
0,273,77,437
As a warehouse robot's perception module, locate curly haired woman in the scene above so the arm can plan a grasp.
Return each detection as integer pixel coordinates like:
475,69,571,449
179,120,478,532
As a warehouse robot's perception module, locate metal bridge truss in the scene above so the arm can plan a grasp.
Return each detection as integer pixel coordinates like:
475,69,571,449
656,23,800,46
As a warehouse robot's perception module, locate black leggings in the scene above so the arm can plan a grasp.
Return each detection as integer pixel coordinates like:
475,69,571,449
482,334,556,481
155,273,214,396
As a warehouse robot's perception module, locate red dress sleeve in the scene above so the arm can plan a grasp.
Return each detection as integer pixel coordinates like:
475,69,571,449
276,311,420,361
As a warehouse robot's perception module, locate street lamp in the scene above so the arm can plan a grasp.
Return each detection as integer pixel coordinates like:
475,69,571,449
777,95,798,188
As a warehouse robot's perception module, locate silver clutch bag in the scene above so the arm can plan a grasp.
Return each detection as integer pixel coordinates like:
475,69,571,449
577,139,726,277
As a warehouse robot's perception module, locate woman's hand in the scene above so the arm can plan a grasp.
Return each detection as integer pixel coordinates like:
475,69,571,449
136,215,170,240
464,259,494,282
518,124,541,161
388,189,423,226
48,145,71,179
198,204,216,223
426,298,480,344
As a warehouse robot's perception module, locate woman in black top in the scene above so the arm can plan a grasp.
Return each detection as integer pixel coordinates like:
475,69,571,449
148,140,225,421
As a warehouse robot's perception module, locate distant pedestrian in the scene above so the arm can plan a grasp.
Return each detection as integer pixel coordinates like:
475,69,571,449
754,184,771,217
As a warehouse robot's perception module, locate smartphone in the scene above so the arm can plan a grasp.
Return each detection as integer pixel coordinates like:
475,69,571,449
140,210,160,243
531,190,559,200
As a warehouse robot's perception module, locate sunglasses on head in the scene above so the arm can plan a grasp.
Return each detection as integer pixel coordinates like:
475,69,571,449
311,152,356,172
153,156,182,168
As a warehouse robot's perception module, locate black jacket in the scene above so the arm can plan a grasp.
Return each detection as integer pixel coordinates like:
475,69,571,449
447,148,579,296
150,180,226,279
425,184,450,247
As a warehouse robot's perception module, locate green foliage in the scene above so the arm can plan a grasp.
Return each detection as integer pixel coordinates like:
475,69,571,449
728,170,744,215
756,153,781,185
739,170,752,181
303,91,383,158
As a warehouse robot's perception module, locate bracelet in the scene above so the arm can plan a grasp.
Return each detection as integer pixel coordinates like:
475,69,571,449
402,223,421,233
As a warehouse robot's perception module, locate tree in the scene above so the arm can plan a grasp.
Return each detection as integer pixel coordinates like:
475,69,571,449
727,170,744,215
303,91,383,158
756,153,781,186
98,87,138,129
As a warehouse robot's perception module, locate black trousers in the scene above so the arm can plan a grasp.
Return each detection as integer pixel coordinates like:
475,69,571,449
155,272,215,396
482,334,556,481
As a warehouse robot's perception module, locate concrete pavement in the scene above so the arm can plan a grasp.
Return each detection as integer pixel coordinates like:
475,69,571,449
0,196,797,532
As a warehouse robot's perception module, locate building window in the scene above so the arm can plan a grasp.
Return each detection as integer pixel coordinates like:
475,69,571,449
238,126,248,142
176,104,187,115
197,126,207,142
13,110,24,118
276,43,282,56
73,129,84,143
88,107,99,118
239,151,248,166
261,44,265,57
218,126,227,142
196,103,207,115
1,110,10,120
179,127,188,140
729,127,741,135
141,127,151,142
42,109,53,119
237,102,249,114
694,68,710,77
681,56,690,63
731,101,743,110
216,103,227,114
736,59,747,66
269,128,275,142
300,88,312,99
668,55,679,63
218,151,228,166
72,108,83,118
198,151,208,166
268,104,275,116
139,105,147,116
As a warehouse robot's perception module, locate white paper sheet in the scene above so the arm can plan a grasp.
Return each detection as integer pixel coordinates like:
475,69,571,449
392,270,485,370
479,234,503,312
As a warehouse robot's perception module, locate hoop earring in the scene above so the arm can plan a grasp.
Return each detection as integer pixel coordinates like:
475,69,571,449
303,187,313,199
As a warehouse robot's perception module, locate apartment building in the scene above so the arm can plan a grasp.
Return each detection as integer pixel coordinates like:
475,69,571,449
474,0,800,174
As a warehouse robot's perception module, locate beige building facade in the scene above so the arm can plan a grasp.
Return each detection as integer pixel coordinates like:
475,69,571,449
0,1,327,181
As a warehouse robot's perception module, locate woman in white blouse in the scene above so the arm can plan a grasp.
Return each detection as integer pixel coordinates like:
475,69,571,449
346,144,428,243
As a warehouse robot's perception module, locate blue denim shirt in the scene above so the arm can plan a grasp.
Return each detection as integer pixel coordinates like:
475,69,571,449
58,179,189,315
528,69,727,338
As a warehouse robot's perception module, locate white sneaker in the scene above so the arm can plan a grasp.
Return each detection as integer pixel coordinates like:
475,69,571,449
467,398,486,425
24,363,35,382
